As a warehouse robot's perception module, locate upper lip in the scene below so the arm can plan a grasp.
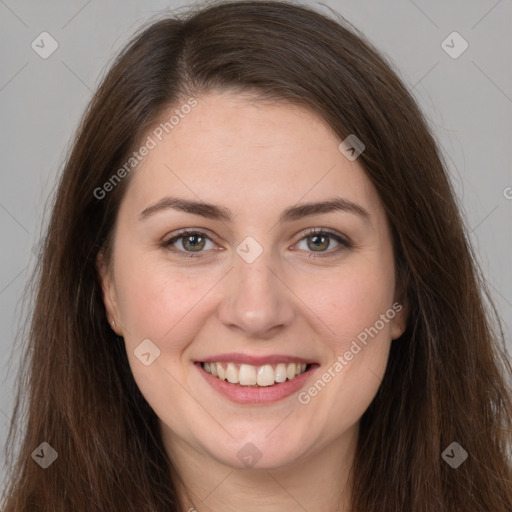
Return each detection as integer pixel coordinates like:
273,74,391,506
197,353,317,366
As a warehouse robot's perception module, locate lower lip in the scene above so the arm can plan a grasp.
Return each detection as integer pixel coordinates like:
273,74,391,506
195,362,319,404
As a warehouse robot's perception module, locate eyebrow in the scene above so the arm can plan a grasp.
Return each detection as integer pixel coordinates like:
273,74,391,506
138,196,370,224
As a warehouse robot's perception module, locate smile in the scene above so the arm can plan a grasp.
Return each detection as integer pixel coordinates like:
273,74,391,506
201,361,310,387
195,353,319,404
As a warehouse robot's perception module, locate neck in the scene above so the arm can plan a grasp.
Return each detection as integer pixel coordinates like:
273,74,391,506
163,425,358,512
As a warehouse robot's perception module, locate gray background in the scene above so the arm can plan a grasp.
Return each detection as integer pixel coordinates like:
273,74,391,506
1,0,511,485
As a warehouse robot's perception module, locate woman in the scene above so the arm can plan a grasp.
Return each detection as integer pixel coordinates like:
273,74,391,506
2,1,511,510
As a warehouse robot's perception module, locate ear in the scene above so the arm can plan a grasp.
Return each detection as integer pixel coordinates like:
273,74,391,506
390,301,408,340
390,272,408,340
96,249,122,335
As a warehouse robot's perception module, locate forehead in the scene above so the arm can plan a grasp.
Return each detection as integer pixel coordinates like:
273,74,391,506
120,92,383,221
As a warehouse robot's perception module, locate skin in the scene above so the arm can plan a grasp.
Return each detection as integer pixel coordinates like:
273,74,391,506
98,92,407,512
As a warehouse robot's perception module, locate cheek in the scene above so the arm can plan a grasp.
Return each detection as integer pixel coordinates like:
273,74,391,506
293,249,396,412
297,249,396,417
300,252,396,348
295,270,394,441
113,258,207,431
114,254,215,343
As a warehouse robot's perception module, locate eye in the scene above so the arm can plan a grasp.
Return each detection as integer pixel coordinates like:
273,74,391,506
294,228,351,256
162,230,217,258
162,228,351,259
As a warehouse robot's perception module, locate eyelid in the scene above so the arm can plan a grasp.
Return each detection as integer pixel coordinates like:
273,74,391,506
296,227,350,244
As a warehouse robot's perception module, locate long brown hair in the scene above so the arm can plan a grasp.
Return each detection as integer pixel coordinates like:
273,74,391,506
3,1,511,510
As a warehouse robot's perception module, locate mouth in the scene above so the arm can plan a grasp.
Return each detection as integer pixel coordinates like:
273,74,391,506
200,361,314,387
195,356,320,404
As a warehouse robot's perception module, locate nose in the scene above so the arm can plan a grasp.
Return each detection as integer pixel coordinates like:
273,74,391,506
217,253,295,339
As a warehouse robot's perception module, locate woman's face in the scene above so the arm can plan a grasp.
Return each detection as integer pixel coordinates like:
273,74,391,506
99,92,407,470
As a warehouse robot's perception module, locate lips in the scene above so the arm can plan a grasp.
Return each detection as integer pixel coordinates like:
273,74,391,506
195,353,319,404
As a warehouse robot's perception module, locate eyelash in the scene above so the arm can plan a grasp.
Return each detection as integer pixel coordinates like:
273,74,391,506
161,228,352,259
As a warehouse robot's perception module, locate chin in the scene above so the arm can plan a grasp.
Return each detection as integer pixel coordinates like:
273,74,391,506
201,432,311,471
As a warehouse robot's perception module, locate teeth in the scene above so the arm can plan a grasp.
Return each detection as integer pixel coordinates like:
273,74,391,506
239,364,257,385
226,362,239,383
201,361,310,387
257,365,275,386
275,363,287,383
